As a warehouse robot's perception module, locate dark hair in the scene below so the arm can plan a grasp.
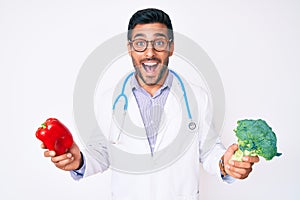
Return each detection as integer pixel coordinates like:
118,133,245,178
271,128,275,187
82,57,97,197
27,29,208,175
127,8,173,40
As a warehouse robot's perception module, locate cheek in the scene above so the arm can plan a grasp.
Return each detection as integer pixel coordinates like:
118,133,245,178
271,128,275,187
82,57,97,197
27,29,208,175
161,54,170,64
131,53,142,64
131,56,138,65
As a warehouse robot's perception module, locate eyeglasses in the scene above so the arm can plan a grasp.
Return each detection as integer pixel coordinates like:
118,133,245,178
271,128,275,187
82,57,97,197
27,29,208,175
129,38,173,52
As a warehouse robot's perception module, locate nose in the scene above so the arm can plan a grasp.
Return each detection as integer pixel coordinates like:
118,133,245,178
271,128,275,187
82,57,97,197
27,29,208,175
144,43,155,58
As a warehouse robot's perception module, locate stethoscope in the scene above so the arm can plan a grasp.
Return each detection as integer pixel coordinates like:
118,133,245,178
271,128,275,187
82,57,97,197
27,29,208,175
112,69,197,134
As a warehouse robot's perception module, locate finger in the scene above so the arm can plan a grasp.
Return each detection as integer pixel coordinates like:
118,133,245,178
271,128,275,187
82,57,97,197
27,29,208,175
226,144,238,155
226,165,252,179
242,156,260,163
228,170,250,179
44,150,56,157
230,160,253,169
54,157,74,169
51,153,72,163
40,143,46,149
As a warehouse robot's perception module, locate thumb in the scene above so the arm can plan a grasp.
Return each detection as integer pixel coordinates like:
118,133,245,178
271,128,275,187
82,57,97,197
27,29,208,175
224,144,238,163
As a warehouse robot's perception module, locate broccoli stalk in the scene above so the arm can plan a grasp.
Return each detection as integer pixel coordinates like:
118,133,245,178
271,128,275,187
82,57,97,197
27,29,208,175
231,119,282,161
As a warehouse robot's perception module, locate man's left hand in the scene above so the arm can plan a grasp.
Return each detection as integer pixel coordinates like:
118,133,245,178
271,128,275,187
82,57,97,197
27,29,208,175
223,144,260,179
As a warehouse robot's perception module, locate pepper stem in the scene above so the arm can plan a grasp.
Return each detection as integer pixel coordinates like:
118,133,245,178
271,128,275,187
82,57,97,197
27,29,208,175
41,123,46,129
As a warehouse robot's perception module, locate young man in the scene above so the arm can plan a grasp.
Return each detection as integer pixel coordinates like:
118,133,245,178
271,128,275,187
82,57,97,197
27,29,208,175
42,8,259,199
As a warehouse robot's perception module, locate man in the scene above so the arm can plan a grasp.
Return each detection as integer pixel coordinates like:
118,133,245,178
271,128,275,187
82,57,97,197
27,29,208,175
42,8,259,199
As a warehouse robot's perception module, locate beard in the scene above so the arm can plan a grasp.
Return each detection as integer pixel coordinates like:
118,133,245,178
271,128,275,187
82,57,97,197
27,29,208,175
132,57,169,86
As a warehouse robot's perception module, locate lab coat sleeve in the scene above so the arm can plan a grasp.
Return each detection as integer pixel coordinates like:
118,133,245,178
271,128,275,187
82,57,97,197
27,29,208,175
84,124,112,177
196,87,234,183
70,152,86,180
70,147,110,180
70,123,110,180
70,86,113,180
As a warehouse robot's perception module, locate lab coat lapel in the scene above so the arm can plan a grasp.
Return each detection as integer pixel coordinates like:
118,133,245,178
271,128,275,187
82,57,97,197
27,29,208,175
154,77,184,152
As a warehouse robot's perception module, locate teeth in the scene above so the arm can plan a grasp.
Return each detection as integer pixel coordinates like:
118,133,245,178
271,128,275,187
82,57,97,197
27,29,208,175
143,62,157,66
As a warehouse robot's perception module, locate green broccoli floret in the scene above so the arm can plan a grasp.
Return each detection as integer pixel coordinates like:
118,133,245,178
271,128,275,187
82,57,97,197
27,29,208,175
231,119,282,161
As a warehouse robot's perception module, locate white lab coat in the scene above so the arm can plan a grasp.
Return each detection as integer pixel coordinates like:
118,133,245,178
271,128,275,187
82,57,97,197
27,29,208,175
80,73,227,200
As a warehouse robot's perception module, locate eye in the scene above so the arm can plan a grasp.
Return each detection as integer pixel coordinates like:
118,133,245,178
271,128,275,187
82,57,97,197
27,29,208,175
154,39,165,46
134,40,146,47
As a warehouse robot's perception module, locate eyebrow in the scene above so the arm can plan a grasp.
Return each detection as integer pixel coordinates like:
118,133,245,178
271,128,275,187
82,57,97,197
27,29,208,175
133,32,168,39
154,33,168,38
133,33,146,39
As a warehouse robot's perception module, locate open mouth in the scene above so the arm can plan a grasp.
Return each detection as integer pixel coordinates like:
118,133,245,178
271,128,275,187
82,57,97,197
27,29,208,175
142,62,158,74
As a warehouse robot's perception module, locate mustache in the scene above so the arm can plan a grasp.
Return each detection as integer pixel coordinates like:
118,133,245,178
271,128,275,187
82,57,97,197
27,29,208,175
140,58,161,63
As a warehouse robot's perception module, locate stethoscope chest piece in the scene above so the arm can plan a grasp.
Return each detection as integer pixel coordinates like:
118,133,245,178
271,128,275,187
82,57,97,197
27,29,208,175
188,121,197,131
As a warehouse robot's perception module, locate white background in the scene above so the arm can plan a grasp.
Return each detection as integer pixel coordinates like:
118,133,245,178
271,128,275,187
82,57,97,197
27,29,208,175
2,0,299,199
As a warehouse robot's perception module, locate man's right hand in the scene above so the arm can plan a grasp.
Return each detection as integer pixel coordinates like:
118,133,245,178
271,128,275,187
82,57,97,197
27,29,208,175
42,142,82,171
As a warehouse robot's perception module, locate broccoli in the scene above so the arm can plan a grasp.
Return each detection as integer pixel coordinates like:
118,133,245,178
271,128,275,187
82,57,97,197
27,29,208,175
231,119,282,161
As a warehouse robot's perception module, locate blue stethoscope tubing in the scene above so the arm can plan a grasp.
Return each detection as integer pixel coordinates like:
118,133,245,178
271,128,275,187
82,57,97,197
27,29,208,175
112,69,193,120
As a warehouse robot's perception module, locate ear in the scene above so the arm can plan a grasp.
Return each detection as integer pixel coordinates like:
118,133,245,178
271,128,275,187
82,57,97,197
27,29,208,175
127,42,132,56
168,41,174,57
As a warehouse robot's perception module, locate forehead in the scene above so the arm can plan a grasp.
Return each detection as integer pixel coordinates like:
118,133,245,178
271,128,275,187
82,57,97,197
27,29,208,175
130,23,169,39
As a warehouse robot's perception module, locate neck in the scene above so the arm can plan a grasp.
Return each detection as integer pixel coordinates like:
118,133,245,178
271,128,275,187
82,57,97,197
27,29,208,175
137,71,169,96
142,84,162,96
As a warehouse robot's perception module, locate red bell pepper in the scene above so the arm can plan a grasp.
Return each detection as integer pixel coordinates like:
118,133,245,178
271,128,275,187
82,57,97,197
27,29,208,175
36,118,74,155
